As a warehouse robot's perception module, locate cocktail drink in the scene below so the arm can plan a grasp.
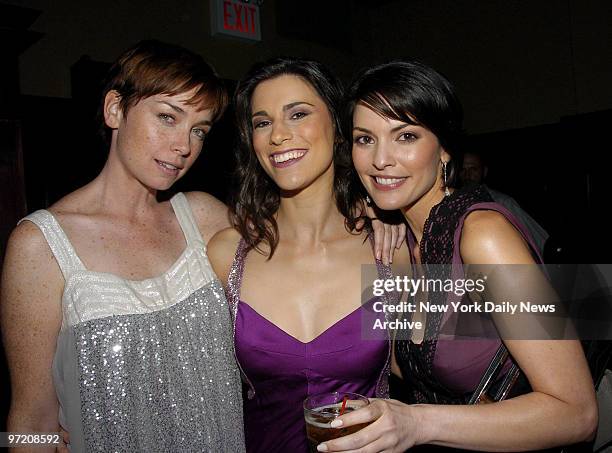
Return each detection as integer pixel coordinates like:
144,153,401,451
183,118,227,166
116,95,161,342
304,392,370,452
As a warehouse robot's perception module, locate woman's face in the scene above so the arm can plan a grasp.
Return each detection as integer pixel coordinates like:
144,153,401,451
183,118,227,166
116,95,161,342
250,74,336,193
351,103,449,211
106,86,213,191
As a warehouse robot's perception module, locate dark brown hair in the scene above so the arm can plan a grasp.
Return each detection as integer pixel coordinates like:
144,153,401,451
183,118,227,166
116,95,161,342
231,57,364,257
346,60,464,187
99,40,228,143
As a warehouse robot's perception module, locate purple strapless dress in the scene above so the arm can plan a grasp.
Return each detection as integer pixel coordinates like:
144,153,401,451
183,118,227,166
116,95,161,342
235,298,387,452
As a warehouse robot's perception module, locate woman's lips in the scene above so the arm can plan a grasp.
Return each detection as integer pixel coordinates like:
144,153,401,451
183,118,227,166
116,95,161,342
370,175,407,191
269,149,308,168
155,159,180,176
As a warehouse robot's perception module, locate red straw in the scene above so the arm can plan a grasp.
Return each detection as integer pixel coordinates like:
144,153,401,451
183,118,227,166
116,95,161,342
339,395,348,416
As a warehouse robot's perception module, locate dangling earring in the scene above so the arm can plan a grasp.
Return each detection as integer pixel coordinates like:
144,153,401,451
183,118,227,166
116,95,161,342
442,161,451,197
365,195,372,206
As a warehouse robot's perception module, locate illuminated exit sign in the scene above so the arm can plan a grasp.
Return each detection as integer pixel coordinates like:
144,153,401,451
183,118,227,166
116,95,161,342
210,0,262,42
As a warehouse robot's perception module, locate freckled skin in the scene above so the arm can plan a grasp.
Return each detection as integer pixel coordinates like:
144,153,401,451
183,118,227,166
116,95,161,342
0,87,231,440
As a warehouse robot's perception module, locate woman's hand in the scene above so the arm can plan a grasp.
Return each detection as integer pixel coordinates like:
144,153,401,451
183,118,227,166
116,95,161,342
371,220,406,266
363,203,406,265
318,399,421,452
55,428,70,453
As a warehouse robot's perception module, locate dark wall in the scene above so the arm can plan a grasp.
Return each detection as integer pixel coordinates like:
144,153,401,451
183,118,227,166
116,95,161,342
351,0,612,133
1,0,611,432
466,109,612,263
8,0,612,134
1,0,610,256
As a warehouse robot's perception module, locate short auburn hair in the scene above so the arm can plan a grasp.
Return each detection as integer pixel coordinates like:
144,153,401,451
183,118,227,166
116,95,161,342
99,40,227,142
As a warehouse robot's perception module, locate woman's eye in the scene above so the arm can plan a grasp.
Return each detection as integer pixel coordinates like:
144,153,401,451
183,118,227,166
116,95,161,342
253,120,270,129
398,132,417,141
290,111,308,120
158,113,175,123
192,128,207,141
354,135,374,145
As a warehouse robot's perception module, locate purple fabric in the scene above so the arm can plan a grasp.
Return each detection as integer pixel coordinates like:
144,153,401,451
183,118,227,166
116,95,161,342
430,201,543,394
397,186,542,402
431,338,507,394
435,201,543,392
451,201,544,267
235,298,387,452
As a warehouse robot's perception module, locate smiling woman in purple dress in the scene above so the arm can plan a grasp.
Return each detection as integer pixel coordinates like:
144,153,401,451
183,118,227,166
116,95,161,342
319,60,598,453
207,58,410,452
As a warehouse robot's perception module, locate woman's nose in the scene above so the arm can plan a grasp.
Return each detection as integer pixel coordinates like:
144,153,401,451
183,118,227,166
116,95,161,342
270,121,292,145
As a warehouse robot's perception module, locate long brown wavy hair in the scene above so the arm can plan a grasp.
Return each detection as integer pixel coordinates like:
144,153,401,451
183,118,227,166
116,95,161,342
231,57,365,258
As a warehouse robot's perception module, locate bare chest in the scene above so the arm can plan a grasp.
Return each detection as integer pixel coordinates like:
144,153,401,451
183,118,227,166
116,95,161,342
58,215,187,281
238,239,376,342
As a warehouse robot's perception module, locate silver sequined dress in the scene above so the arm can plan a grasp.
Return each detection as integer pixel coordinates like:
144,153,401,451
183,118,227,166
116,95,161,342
21,193,245,452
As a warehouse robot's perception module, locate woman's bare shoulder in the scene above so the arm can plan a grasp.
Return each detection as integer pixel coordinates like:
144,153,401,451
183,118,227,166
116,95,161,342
460,210,534,265
2,219,64,313
207,227,242,286
6,220,51,257
2,218,64,430
45,184,100,223
184,191,230,244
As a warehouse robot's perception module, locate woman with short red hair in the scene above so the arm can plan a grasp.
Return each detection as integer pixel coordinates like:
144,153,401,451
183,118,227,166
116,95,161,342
1,40,245,452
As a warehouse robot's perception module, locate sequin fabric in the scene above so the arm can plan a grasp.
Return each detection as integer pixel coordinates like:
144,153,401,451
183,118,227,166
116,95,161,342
372,239,401,399
225,239,256,399
74,281,243,452
20,193,245,452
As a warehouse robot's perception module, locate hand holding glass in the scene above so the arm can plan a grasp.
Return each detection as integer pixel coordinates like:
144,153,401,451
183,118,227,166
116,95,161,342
304,392,371,452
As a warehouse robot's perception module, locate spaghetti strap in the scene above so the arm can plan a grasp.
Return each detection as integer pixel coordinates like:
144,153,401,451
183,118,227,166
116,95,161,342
170,192,205,247
226,238,249,316
18,210,86,280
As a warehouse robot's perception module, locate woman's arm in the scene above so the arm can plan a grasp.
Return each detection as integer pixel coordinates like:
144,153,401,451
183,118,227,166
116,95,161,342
359,203,406,265
320,211,597,452
1,222,64,452
184,191,231,245
206,227,242,287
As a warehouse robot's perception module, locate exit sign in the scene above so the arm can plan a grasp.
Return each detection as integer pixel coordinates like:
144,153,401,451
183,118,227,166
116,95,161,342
210,0,261,42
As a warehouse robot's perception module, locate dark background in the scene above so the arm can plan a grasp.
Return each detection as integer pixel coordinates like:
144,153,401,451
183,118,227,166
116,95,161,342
1,0,611,431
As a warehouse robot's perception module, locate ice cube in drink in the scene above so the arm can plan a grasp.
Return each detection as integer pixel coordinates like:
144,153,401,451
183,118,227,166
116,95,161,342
303,393,370,453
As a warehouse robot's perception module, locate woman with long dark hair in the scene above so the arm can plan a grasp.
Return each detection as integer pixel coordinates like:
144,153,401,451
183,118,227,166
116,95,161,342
207,57,409,452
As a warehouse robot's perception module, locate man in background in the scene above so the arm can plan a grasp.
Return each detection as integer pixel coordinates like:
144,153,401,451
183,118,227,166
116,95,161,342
460,150,549,256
